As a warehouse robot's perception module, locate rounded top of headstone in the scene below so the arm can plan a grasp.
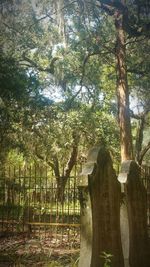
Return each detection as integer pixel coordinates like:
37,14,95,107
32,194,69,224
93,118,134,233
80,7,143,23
80,146,101,176
118,160,139,183
80,146,111,176
87,146,101,163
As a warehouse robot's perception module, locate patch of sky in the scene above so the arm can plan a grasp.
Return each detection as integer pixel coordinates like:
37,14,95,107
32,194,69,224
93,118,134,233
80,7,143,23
52,43,66,57
130,95,144,114
41,86,64,103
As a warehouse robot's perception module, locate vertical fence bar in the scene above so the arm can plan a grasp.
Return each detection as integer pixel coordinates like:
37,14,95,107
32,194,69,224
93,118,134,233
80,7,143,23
18,165,21,232
12,165,15,233
39,165,42,236
56,175,59,243
23,166,26,232
73,166,77,247
6,166,10,232
1,167,5,232
44,166,47,237
67,176,71,247
49,168,53,237
28,165,31,236
33,164,36,235
28,166,31,223
1,168,3,232
73,166,77,224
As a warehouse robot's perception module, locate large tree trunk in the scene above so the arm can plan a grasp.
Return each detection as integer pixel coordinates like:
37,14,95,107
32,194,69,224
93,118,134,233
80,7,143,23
115,9,133,162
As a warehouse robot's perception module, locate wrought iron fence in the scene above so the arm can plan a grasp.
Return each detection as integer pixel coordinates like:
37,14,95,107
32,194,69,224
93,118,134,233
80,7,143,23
0,164,81,248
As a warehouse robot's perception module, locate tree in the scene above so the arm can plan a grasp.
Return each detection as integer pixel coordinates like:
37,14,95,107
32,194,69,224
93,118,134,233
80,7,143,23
1,0,149,169
62,0,150,163
127,35,150,164
20,100,119,201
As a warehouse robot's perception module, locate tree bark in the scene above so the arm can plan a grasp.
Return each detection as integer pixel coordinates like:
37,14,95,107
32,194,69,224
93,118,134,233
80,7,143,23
115,8,133,162
135,116,145,163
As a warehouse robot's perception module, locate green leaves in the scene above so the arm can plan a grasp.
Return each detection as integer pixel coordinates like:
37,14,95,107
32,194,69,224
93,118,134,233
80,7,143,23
100,251,113,267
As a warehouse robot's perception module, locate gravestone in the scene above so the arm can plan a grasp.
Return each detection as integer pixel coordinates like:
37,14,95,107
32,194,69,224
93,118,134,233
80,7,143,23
118,160,150,267
78,186,92,267
120,199,129,267
78,146,124,267
78,147,99,267
118,161,131,267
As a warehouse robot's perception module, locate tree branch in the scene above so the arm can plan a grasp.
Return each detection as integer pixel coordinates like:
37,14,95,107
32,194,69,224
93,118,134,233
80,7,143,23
138,142,150,165
127,68,149,76
68,50,112,106
35,148,61,178
130,109,150,120
35,150,55,169
52,154,60,179
130,110,143,120
63,132,79,178
22,53,59,74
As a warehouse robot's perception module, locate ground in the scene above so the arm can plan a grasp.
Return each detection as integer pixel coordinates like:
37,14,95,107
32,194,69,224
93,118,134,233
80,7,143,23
0,233,80,267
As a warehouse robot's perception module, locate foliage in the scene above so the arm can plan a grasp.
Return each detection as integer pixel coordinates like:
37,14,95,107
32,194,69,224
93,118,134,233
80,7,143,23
0,0,149,170
0,53,50,165
100,251,113,267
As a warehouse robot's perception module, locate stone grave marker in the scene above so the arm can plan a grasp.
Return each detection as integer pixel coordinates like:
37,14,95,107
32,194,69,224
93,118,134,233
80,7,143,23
119,160,150,267
78,146,124,267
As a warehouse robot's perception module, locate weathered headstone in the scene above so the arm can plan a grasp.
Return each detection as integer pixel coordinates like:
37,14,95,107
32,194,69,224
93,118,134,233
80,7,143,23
125,161,149,267
78,146,124,267
78,148,98,267
120,197,129,267
118,160,150,267
118,161,130,267
78,187,92,267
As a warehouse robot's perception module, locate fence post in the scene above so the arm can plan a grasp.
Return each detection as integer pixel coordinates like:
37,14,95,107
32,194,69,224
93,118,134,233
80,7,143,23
78,146,124,267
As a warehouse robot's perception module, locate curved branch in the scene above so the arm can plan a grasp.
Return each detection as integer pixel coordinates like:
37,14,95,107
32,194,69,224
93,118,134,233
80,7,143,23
130,109,150,120
63,132,79,178
68,50,112,106
138,141,150,165
22,54,59,74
